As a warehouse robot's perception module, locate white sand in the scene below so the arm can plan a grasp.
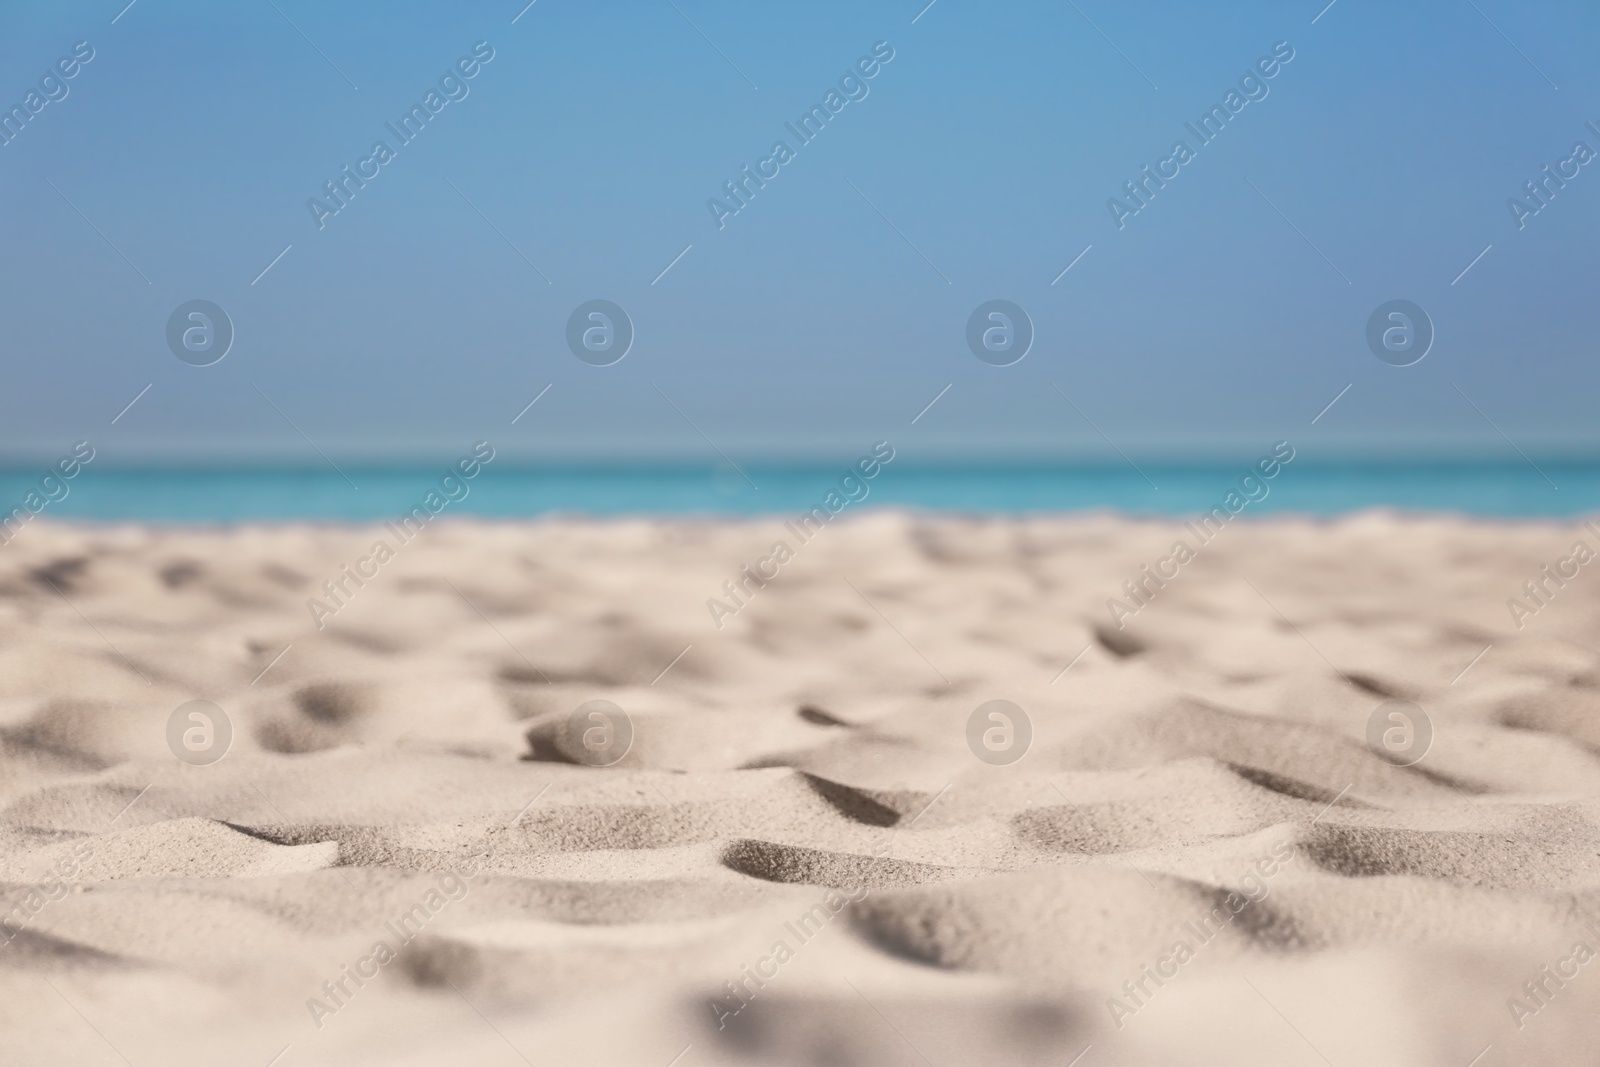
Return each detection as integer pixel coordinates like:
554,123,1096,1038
2,511,1598,1065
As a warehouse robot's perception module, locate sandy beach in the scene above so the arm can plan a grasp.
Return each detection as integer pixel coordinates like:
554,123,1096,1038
3,511,1599,1066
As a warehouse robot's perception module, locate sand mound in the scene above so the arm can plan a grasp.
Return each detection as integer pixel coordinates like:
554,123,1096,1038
721,839,974,889
0,817,338,882
1303,819,1600,887
850,865,1257,982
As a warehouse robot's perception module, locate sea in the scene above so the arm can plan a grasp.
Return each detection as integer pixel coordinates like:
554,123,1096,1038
0,460,1593,523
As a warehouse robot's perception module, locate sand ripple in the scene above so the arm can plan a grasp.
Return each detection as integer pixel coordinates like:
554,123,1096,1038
3,514,1600,1064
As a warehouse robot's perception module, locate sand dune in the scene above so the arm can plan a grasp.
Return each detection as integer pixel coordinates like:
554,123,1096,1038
3,512,1599,1065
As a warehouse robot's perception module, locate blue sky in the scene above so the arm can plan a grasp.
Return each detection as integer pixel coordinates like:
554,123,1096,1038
2,0,1597,465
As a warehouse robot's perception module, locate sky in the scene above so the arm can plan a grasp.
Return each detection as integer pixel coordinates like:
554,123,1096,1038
1,0,1597,467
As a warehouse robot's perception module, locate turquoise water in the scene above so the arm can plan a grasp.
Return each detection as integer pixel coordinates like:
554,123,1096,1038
0,461,1592,522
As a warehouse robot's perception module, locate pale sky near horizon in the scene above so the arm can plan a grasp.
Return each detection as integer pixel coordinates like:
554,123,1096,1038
2,0,1597,466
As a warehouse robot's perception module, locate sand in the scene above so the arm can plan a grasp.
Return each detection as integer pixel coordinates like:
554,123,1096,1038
2,511,1599,1065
